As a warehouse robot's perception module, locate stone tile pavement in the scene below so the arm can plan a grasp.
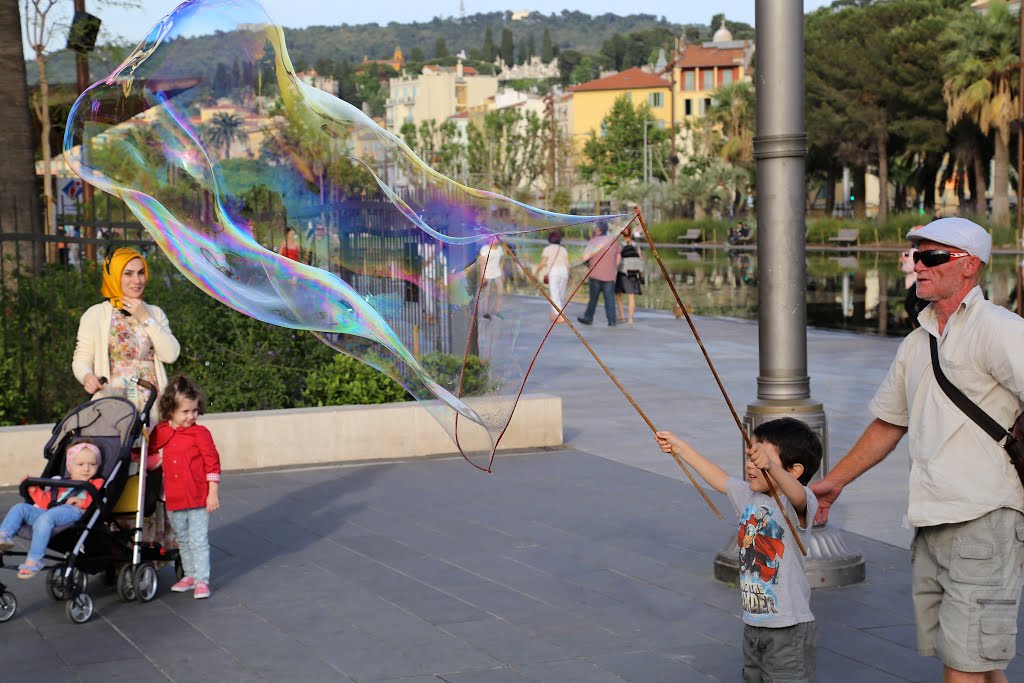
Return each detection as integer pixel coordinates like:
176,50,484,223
0,296,1019,681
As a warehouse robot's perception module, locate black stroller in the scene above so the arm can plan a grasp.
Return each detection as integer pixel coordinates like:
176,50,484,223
0,378,180,624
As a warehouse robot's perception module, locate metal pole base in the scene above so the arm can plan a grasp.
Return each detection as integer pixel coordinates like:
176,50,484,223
711,399,866,588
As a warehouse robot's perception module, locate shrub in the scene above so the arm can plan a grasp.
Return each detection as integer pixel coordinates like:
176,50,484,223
303,353,410,406
418,351,492,396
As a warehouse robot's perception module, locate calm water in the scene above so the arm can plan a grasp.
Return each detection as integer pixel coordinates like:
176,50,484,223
515,246,1023,338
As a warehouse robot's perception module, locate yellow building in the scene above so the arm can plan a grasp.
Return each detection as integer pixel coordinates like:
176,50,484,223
570,67,672,150
668,23,754,120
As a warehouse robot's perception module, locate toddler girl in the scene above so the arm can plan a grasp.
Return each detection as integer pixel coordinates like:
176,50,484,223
150,375,221,599
0,441,104,578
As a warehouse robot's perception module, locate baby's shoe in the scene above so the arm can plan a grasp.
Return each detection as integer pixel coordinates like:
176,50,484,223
0,533,14,552
193,581,211,600
170,576,195,592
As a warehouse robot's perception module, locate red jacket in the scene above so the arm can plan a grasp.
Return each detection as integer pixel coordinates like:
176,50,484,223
150,423,221,511
28,478,104,510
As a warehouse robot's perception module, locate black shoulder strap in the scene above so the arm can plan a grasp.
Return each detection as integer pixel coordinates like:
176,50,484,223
929,335,1012,444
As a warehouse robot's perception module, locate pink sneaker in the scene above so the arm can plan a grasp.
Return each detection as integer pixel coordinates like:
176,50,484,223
193,581,211,600
170,576,196,592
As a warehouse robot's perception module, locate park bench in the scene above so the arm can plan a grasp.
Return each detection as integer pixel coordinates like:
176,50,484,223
829,228,859,246
677,229,702,244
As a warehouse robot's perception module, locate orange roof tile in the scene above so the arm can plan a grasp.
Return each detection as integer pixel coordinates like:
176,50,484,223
572,67,670,92
675,44,748,69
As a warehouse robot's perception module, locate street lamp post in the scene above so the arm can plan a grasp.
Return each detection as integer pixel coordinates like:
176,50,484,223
712,0,865,588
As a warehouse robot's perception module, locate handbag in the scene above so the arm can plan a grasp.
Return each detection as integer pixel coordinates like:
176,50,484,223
929,336,1024,484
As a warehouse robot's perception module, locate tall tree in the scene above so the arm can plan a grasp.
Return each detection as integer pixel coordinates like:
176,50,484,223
541,28,553,62
205,112,248,160
579,95,668,190
434,37,449,60
0,0,39,239
941,0,1018,225
482,26,496,62
23,0,63,234
500,27,514,66
466,109,547,196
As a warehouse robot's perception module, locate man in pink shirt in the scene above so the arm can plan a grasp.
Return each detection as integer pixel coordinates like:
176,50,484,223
577,221,622,327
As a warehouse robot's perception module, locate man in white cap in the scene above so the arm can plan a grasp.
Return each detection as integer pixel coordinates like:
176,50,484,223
812,217,1024,682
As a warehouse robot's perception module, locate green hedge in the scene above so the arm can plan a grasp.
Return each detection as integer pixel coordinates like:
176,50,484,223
0,254,490,426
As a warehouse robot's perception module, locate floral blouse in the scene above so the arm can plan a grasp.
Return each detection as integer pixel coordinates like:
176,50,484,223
107,309,158,412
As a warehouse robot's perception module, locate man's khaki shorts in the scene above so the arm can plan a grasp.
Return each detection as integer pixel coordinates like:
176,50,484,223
911,507,1024,672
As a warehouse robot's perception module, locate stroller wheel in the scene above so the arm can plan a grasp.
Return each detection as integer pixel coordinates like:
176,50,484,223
65,592,93,624
0,591,17,622
134,564,158,602
46,566,87,601
46,567,67,601
116,564,136,602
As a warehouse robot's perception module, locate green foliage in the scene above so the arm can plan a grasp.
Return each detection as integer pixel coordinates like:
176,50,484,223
580,96,670,189
0,347,28,425
303,353,410,406
418,352,494,396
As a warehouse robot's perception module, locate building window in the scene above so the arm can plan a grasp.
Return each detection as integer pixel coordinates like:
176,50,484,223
721,70,733,86
624,92,632,102
684,71,694,91
704,97,712,112
702,70,714,90
649,92,663,108
684,98,692,116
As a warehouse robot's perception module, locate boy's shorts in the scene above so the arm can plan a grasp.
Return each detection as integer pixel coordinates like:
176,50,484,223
911,507,1024,672
742,620,817,683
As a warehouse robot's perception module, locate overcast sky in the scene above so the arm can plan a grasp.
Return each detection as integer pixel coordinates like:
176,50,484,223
71,1,835,50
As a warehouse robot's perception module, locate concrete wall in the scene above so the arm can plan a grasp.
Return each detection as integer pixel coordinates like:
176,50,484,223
0,394,562,487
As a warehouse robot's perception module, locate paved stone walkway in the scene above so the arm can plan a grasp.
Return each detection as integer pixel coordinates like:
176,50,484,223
1,296,1019,681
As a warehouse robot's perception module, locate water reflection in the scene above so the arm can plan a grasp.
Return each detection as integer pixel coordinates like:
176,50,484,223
541,247,1021,338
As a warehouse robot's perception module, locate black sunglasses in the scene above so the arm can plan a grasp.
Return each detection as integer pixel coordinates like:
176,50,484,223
913,249,970,267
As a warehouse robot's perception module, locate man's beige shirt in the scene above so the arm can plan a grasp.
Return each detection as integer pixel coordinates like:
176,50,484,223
870,287,1024,527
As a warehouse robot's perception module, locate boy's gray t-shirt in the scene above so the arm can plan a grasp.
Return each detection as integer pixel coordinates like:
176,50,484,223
725,477,817,628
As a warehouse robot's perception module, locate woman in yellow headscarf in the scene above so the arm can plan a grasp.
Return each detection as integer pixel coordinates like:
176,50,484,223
72,247,180,410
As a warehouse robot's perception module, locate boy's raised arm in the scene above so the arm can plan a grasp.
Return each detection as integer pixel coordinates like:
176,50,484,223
747,443,808,524
654,431,729,494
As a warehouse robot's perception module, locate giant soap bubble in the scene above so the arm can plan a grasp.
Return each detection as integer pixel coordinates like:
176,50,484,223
64,0,627,470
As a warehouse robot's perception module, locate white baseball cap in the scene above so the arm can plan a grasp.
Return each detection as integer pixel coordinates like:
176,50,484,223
907,217,991,264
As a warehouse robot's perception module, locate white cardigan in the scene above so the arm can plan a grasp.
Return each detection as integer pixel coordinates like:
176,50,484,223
72,301,180,393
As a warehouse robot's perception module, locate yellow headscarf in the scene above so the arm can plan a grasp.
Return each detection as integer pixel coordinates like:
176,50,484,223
101,247,147,309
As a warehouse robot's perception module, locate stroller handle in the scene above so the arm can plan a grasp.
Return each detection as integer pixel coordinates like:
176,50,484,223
137,378,158,424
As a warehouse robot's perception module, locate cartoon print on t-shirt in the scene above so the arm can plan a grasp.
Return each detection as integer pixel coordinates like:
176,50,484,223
738,504,786,616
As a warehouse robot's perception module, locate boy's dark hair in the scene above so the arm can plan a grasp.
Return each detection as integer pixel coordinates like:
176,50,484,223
752,417,822,485
158,374,207,422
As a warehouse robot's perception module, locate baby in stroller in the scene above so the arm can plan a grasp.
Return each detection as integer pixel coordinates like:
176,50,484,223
0,380,178,624
0,441,105,578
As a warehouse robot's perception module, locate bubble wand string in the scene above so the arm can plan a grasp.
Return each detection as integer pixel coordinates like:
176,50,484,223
633,207,806,555
500,236,723,520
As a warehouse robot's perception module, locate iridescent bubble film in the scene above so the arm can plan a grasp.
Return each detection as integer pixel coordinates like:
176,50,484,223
64,0,628,470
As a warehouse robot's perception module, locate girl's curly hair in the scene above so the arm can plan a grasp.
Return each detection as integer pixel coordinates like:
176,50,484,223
157,374,207,422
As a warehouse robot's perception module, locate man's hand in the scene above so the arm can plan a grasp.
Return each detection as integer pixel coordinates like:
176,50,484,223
809,477,843,525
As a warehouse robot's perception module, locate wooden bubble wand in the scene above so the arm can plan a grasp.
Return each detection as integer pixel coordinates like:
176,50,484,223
632,207,806,555
500,234,723,520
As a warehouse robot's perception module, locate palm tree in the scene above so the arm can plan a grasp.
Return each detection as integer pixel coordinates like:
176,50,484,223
0,0,41,268
205,112,248,160
941,2,1018,225
706,81,755,166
